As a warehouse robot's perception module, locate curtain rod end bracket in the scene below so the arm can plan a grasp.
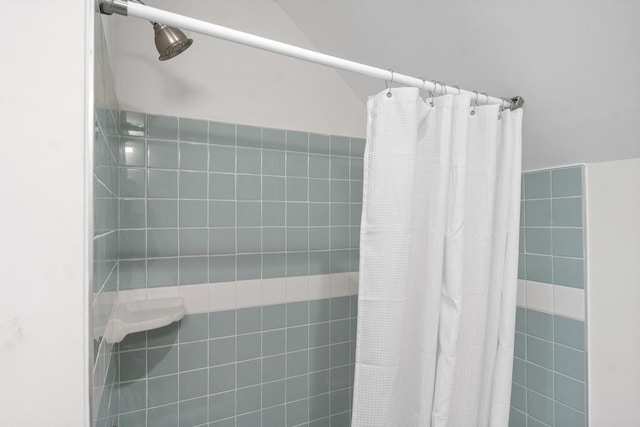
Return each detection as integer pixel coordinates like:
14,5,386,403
99,0,128,16
509,96,524,110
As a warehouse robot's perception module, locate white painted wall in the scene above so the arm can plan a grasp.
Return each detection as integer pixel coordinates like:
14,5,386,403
111,0,366,137
0,1,92,426
277,0,640,170
586,157,640,426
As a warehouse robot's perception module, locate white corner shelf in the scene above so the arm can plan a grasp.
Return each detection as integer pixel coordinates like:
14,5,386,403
103,297,185,344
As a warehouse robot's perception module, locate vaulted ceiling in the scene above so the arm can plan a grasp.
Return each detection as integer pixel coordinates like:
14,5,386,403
276,0,640,170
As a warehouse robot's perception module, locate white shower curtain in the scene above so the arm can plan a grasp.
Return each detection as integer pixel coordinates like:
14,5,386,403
351,87,523,427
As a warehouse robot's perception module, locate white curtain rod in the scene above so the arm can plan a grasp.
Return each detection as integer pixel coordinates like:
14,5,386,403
100,0,523,110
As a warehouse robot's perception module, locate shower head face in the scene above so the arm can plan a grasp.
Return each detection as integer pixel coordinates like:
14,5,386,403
153,23,193,61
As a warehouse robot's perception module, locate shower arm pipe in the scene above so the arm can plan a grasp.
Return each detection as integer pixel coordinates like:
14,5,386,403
99,0,523,110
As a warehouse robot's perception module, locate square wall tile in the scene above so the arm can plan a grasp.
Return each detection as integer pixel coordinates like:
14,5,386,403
555,373,586,412
262,228,285,252
120,138,146,167
526,309,553,341
524,171,551,199
553,257,584,288
287,203,308,226
209,201,235,227
525,228,551,255
263,202,285,226
179,118,207,143
263,253,286,279
209,255,236,282
237,175,261,200
209,122,235,146
237,125,261,148
350,138,366,157
237,147,261,174
119,199,145,228
552,228,583,257
330,135,350,156
119,111,146,137
287,177,308,201
263,128,286,150
179,142,208,171
524,200,552,226
309,180,330,202
147,200,177,227
209,173,235,200
552,197,583,227
554,316,585,350
147,229,178,257
179,171,207,199
309,155,330,178
552,167,582,197
148,114,178,139
554,344,585,381
179,200,207,227
179,369,208,400
148,140,178,169
147,258,178,287
148,170,177,198
263,150,285,176
309,133,330,154
237,254,261,280
209,145,235,173
287,152,308,177
263,176,285,201
525,254,552,283
526,363,553,398
119,168,145,197
555,402,586,426
209,363,236,394
331,157,349,179
179,257,208,285
526,390,554,426
287,131,308,152
237,228,261,253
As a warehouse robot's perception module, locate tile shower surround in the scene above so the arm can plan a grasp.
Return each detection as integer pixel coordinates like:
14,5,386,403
111,112,588,426
510,166,587,427
117,297,357,427
115,111,364,426
519,167,585,289
117,112,365,289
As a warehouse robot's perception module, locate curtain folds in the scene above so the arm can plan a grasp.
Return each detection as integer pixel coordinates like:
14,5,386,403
351,87,523,427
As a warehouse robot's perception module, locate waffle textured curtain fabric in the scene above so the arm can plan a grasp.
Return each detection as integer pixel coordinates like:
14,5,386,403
352,87,523,427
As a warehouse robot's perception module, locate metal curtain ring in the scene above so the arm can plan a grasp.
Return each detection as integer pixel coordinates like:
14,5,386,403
386,69,394,98
471,90,479,115
429,80,438,106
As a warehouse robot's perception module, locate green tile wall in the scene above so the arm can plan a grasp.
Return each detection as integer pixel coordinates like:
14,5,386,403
93,12,120,427
512,165,587,427
510,308,587,427
117,297,357,426
519,167,585,288
117,112,364,289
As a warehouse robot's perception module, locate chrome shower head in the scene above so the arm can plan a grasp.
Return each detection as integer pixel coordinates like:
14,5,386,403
153,23,193,61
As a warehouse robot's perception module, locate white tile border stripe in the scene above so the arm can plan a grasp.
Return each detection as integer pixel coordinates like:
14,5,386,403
517,280,585,321
116,275,584,321
554,285,585,321
526,280,554,314
117,273,359,314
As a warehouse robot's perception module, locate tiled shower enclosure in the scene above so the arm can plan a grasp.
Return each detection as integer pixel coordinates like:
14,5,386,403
113,111,365,427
